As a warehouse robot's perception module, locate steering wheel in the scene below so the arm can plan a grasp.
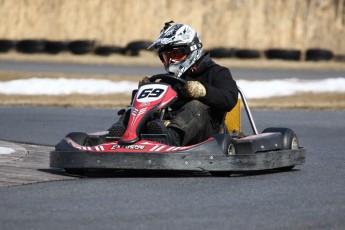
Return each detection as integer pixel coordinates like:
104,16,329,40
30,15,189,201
149,73,187,86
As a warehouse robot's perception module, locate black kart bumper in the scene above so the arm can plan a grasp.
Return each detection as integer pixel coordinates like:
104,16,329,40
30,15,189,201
50,148,306,172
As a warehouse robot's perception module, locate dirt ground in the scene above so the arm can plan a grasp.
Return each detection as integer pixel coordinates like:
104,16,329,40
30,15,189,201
1,52,344,110
1,93,345,110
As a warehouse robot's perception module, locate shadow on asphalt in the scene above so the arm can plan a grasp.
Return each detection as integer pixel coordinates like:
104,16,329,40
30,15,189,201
39,168,300,178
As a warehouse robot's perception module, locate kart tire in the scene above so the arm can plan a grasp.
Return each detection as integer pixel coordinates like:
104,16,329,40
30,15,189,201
65,132,89,146
262,127,299,150
262,127,299,171
213,133,235,155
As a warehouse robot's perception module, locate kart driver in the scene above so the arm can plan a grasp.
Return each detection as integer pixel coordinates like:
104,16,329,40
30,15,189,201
108,21,238,146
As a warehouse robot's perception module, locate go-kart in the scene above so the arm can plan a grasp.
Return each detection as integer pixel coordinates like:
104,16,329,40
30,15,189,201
50,74,306,176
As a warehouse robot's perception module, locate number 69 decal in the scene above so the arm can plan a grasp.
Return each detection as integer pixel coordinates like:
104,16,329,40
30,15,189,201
136,84,168,102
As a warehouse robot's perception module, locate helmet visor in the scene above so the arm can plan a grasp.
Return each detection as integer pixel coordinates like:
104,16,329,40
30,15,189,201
159,47,190,64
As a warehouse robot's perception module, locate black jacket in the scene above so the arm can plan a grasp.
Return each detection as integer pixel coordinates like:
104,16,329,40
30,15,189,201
175,53,239,131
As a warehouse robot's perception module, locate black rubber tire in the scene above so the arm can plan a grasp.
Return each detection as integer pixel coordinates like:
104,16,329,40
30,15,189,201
0,39,15,53
44,41,68,54
94,45,124,56
306,49,334,61
262,127,299,171
94,46,113,56
16,39,46,54
235,49,261,59
68,40,95,55
264,49,301,61
207,47,236,58
262,127,299,150
213,133,235,155
65,132,89,146
124,41,153,56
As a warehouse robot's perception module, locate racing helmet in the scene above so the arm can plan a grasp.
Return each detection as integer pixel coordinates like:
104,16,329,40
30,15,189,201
148,21,203,77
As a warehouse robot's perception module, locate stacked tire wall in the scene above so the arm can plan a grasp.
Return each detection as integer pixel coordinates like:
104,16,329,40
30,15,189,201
0,0,344,58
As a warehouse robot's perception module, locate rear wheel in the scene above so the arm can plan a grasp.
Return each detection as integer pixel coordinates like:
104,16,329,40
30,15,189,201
262,127,299,150
262,127,299,171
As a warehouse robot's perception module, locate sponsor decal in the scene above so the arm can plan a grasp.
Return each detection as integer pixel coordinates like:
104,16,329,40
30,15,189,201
111,144,146,150
139,102,150,107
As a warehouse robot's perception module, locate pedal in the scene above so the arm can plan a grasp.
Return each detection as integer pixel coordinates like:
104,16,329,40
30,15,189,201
147,120,167,134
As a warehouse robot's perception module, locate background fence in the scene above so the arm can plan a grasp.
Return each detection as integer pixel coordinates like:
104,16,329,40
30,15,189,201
0,0,344,55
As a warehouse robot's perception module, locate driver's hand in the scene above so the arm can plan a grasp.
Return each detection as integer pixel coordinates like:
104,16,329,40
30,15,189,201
138,76,151,88
182,81,206,99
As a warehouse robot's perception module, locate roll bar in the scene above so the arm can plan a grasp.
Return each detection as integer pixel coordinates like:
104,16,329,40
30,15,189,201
238,87,258,135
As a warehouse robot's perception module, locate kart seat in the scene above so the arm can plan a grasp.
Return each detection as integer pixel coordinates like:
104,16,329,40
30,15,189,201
224,99,241,134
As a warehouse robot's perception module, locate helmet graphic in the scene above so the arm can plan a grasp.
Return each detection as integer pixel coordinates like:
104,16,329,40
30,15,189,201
148,21,203,77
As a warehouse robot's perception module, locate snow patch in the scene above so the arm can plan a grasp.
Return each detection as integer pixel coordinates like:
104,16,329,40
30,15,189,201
1,77,345,99
0,147,15,155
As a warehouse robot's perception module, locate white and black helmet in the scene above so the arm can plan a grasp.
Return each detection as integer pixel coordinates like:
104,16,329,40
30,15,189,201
148,21,203,77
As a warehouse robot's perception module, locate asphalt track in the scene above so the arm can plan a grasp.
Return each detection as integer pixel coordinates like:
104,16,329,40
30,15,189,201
1,59,345,80
0,62,345,229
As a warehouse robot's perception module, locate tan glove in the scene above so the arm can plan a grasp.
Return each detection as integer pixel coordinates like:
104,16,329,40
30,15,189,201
138,76,151,88
182,81,206,99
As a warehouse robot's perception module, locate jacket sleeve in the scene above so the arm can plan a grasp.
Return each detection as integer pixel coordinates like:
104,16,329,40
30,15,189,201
199,68,238,111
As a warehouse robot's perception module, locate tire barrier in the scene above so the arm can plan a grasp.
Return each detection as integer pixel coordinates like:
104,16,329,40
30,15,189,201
0,39,15,53
1,38,342,63
207,47,236,58
68,40,96,55
235,49,261,59
45,41,68,54
334,54,345,62
94,45,124,56
16,39,46,54
264,49,301,61
123,41,154,56
306,49,333,61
